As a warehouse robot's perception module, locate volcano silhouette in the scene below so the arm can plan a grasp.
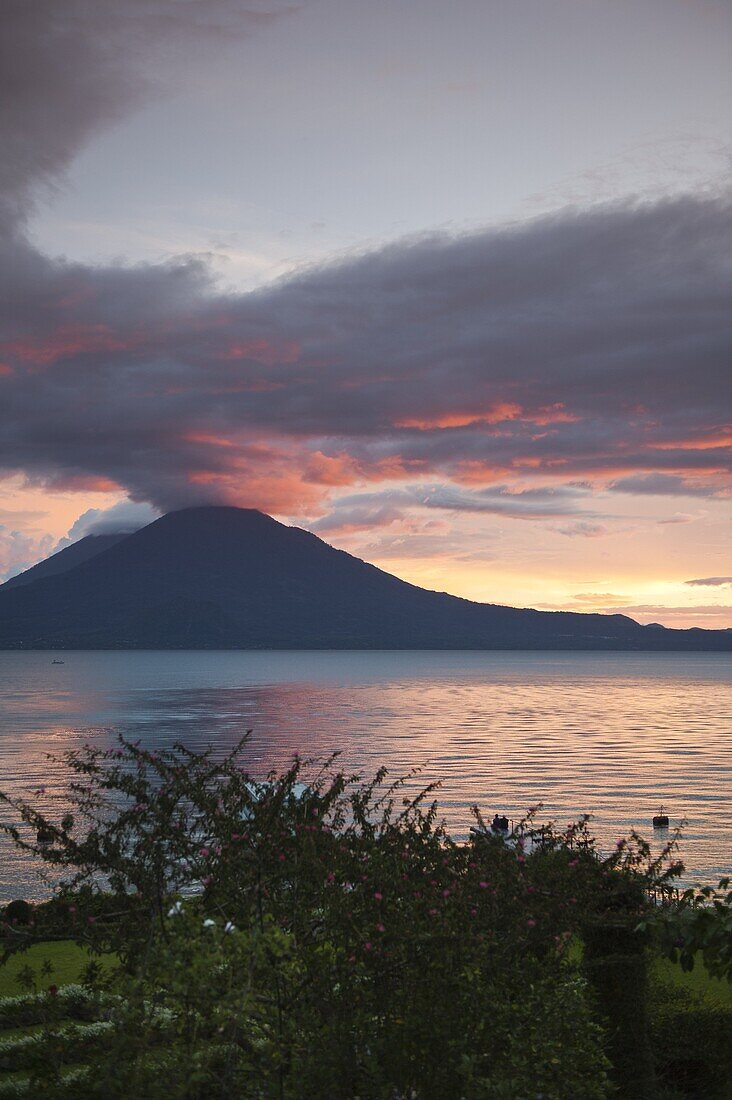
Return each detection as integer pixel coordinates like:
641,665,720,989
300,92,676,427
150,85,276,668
0,507,729,650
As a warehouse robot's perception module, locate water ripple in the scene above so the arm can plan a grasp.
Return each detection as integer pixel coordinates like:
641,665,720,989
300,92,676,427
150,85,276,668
0,650,729,899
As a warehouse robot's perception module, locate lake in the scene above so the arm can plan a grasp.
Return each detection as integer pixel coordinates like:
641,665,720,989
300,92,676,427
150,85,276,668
0,650,729,900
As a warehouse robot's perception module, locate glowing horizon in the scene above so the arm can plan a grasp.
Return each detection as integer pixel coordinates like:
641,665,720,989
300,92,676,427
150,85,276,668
0,2,730,631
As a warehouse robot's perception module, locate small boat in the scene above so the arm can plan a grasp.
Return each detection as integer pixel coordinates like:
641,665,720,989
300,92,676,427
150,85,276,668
652,807,669,829
491,814,510,833
51,659,64,665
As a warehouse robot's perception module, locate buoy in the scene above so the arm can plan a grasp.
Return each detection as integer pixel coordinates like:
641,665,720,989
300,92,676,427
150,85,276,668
652,807,669,829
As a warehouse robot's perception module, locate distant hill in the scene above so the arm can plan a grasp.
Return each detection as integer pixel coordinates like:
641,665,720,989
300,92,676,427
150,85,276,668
2,534,126,589
0,506,730,650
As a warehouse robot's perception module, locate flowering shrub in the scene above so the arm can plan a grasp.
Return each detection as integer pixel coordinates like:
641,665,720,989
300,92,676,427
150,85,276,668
0,736,686,1098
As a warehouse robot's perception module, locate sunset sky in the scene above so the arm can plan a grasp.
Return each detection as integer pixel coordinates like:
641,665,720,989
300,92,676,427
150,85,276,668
1,0,730,627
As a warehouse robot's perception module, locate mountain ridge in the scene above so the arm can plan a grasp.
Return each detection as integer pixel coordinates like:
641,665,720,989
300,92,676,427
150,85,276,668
0,506,729,651
2,533,127,589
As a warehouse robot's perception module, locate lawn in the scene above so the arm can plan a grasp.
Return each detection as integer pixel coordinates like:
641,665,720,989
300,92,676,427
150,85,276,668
651,953,732,1006
0,942,116,998
566,935,730,1006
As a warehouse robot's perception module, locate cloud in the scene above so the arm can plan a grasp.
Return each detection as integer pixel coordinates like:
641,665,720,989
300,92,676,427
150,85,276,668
610,604,732,628
0,3,729,523
551,522,608,539
310,482,597,537
62,500,161,543
0,1,295,231
608,473,728,498
657,512,696,525
420,483,596,518
535,600,732,629
570,592,629,605
0,524,54,582
685,576,732,587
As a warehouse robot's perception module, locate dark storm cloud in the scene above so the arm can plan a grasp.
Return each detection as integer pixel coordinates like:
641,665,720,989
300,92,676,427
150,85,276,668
2,193,730,511
0,3,730,515
0,1,293,231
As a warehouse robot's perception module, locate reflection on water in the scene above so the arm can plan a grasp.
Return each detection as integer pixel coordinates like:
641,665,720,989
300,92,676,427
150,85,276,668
0,650,730,899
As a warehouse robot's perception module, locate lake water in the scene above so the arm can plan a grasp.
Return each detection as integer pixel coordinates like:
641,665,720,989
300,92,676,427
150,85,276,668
0,650,729,900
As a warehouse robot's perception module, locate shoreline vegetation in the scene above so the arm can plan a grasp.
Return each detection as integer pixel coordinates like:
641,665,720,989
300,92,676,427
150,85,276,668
0,737,730,1098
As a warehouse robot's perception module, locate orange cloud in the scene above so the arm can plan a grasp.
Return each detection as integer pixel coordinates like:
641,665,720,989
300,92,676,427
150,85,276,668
0,324,130,369
655,429,732,451
395,402,580,431
303,451,358,486
395,402,523,429
185,432,237,449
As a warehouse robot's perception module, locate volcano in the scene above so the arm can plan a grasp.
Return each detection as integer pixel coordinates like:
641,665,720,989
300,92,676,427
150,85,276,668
0,507,729,650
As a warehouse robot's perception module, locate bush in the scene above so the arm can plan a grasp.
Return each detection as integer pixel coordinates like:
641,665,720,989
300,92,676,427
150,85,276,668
2,901,32,927
650,981,732,1099
583,921,655,1100
0,736,687,1098
0,985,115,1029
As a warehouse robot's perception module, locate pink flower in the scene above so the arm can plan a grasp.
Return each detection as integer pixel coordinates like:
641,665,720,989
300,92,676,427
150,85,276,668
569,858,579,868
199,847,210,857
470,908,478,917
374,891,383,901
442,889,450,898
87,916,96,925
527,918,537,928
479,881,489,889
429,908,438,916
202,875,213,888
377,923,385,933
364,942,372,952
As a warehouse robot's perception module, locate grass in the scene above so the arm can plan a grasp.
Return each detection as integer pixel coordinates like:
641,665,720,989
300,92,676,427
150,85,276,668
650,954,732,1006
566,936,730,1006
0,942,116,998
